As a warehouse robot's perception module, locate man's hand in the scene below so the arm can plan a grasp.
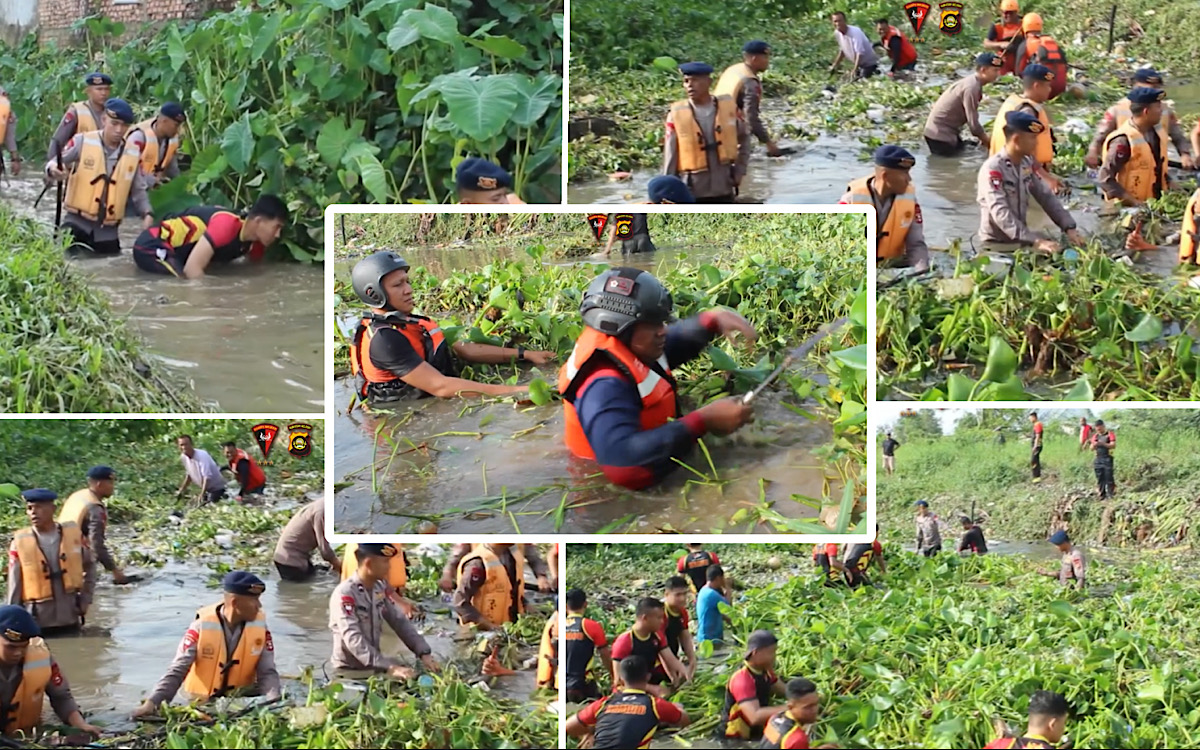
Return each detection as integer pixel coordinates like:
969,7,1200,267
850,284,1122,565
1065,228,1086,247
420,653,441,673
132,700,159,719
9,156,19,176
1084,152,1100,169
1183,154,1196,170
475,618,497,632
523,350,556,367
387,664,416,680
438,574,454,593
1043,174,1065,195
1033,238,1060,254
766,141,783,157
112,569,128,585
73,720,103,736
536,575,553,593
47,166,68,181
696,397,755,436
707,309,757,347
979,134,991,151
142,214,155,231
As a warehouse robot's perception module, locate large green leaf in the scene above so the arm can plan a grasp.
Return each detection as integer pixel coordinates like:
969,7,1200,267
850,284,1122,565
438,75,520,142
353,152,389,203
979,336,1018,383
946,373,974,401
220,115,254,173
166,25,187,73
1125,314,1163,343
831,344,867,371
509,74,561,128
387,5,459,50
251,13,283,60
464,34,526,59
707,345,738,371
316,118,356,168
1064,375,1094,401
850,286,867,328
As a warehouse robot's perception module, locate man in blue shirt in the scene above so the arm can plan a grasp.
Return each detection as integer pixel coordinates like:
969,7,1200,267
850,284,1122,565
696,564,731,644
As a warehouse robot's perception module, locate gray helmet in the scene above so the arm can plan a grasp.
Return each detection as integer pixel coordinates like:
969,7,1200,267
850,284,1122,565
351,250,410,308
580,267,673,336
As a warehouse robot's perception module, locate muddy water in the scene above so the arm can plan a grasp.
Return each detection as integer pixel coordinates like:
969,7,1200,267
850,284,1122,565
0,175,323,412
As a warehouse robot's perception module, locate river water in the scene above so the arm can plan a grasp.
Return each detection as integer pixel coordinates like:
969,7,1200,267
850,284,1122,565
0,175,324,412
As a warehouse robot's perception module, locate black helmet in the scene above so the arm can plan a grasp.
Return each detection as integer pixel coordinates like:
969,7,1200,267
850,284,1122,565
580,267,673,336
351,251,410,308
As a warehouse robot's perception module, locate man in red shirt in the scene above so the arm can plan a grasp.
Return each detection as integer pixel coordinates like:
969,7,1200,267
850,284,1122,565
1029,411,1044,483
610,598,686,696
565,656,690,749
132,195,289,279
723,630,788,739
812,543,845,586
661,577,697,681
1077,417,1091,451
677,543,724,595
565,588,611,702
984,690,1070,749
762,678,838,749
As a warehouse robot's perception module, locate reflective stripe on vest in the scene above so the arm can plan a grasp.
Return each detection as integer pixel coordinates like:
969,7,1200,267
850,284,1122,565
181,604,266,698
71,102,99,133
714,62,756,109
1103,119,1168,202
536,611,558,688
340,543,407,589
456,545,525,625
57,489,100,528
558,327,678,461
349,315,446,396
1022,35,1065,68
846,176,915,260
229,449,267,491
129,118,180,176
881,26,918,68
1180,188,1200,264
64,131,141,226
0,96,9,150
4,638,51,735
669,96,740,174
13,524,84,603
990,95,1053,165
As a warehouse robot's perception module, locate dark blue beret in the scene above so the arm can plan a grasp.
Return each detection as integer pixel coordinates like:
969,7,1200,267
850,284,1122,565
87,465,115,480
874,145,916,169
455,157,512,191
1005,110,1045,134
223,571,266,596
975,52,1002,68
0,606,39,642
160,102,187,122
84,72,112,87
1022,63,1054,83
22,489,57,504
1127,86,1165,105
104,98,136,124
1049,530,1070,545
355,543,400,558
647,175,695,204
679,62,714,76
915,499,929,507
1133,68,1163,86
743,40,771,55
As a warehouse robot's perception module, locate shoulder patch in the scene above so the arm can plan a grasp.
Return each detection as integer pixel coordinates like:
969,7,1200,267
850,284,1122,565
914,204,923,224
51,662,64,687
989,170,1003,191
63,111,76,124
181,627,199,652
341,595,356,617
1115,142,1131,159
265,630,274,652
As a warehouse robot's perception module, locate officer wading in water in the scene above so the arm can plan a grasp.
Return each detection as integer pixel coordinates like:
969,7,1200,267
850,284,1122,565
923,53,1003,156
841,145,929,272
347,250,555,402
1085,68,1194,171
1098,87,1171,208
125,102,186,188
0,85,20,176
132,195,289,278
45,97,155,256
46,72,111,161
453,543,552,631
558,267,758,490
133,571,280,717
715,41,783,157
58,466,129,585
222,441,268,502
662,62,751,204
7,490,95,634
272,498,340,582
988,64,1067,194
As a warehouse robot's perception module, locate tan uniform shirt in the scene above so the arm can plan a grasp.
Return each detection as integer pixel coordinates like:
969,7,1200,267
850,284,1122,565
147,604,281,706
1089,103,1189,158
7,527,96,629
924,74,987,143
45,134,153,242
66,490,116,572
273,500,338,570
914,513,946,552
1059,546,1086,586
1098,128,1165,201
739,77,771,144
329,573,430,672
838,180,929,270
663,98,751,200
976,147,1076,245
47,101,105,161
0,654,80,728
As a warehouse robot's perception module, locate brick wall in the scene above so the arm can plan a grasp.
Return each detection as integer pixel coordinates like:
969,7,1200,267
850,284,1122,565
36,0,236,46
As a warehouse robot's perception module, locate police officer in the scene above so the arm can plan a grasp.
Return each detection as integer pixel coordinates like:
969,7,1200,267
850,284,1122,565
646,174,695,204
440,543,551,595
0,605,100,737
125,102,186,188
0,85,20,176
7,489,95,633
272,498,340,581
1012,14,1068,100
535,609,558,690
58,466,128,584
924,53,1004,156
1098,87,1170,207
989,64,1064,193
1086,69,1194,170
977,110,1084,253
455,157,525,204
221,441,268,502
565,656,690,749
602,213,656,255
132,195,288,278
715,41,782,157
558,268,757,490
453,543,552,630
1039,530,1086,588
329,543,440,678
1180,186,1200,265
45,97,155,255
914,500,946,557
840,145,929,272
133,571,280,717
346,251,555,403
46,72,111,161
663,62,751,203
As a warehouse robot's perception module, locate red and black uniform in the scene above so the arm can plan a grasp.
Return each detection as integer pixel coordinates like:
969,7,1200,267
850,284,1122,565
565,612,607,701
677,549,719,592
349,314,457,402
660,605,689,657
575,688,683,749
133,206,265,276
723,662,778,739
761,709,812,748
959,525,988,555
843,541,883,588
229,449,267,496
611,630,668,684
812,543,841,585
984,735,1057,749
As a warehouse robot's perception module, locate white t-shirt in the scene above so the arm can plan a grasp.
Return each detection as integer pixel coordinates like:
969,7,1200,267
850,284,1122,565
836,25,879,68
182,448,226,491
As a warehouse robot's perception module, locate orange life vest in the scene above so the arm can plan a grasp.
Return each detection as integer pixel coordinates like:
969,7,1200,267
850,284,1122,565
12,524,84,603
128,118,181,176
341,543,407,589
991,95,1054,165
181,603,267,698
880,25,918,68
536,610,558,689
1021,35,1067,96
1180,188,1200,264
57,489,102,529
2,638,51,736
1103,119,1168,202
0,95,10,150
70,102,100,134
995,22,1023,74
348,314,449,398
228,449,267,491
558,327,679,461
456,545,525,625
669,96,740,174
714,62,757,110
63,130,141,226
844,176,916,260
993,21,1022,42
